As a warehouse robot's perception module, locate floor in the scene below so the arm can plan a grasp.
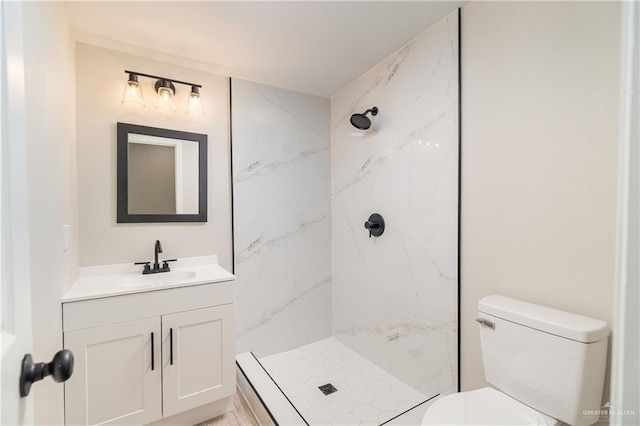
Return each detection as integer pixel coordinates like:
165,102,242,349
196,391,259,426
258,337,435,425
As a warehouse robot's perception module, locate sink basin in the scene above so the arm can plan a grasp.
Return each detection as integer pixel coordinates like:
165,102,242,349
119,270,197,288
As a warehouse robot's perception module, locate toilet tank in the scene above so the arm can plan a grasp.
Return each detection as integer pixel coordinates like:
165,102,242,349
478,295,609,426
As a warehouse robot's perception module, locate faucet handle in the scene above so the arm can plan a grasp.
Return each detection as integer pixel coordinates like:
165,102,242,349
134,261,151,273
161,259,177,271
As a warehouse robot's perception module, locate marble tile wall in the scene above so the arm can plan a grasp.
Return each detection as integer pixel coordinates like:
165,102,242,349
331,12,459,396
232,79,332,357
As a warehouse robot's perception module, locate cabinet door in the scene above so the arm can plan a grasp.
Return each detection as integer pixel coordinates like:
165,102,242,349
64,317,162,425
162,304,235,417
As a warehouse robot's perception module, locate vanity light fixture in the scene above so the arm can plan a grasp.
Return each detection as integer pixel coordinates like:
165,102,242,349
122,70,204,116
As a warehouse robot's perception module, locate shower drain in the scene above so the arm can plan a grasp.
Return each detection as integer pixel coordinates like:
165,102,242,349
318,383,338,395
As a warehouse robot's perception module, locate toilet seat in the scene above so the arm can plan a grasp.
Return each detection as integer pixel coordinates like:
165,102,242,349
422,387,560,425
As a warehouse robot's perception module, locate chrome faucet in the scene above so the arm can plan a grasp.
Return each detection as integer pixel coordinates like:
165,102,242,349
134,240,177,274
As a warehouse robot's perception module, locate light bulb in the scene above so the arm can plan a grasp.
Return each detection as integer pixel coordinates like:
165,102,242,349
154,79,176,112
122,73,145,108
186,85,205,117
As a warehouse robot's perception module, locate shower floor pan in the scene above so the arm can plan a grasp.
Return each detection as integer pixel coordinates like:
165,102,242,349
237,337,439,425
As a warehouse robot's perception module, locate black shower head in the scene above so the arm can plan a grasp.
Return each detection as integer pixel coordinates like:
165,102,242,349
350,107,379,130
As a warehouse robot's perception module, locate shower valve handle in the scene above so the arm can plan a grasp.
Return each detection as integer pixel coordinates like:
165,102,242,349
364,213,385,238
364,221,380,238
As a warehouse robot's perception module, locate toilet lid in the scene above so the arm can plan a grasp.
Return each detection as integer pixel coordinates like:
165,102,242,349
422,387,560,426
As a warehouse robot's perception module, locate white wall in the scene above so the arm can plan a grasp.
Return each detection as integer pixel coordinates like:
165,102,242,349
75,44,232,270
331,12,459,397
460,1,621,402
612,1,640,424
22,2,78,424
231,79,332,357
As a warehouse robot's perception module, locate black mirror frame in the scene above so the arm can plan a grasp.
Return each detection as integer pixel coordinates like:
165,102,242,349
117,122,208,223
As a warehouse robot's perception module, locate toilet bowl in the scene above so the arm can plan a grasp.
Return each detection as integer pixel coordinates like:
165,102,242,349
422,387,560,425
422,295,609,426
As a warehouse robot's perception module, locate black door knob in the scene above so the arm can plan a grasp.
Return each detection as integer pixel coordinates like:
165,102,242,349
19,349,74,397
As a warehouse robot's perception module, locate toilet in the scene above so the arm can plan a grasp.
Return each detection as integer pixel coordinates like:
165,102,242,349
423,295,609,426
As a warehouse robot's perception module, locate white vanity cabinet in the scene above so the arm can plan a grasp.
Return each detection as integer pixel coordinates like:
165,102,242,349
62,272,235,426
162,305,235,418
64,317,163,425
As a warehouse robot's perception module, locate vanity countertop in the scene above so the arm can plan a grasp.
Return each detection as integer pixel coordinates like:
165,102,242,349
62,255,234,303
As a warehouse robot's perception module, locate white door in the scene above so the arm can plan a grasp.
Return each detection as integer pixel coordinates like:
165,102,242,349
64,317,162,426
162,305,235,418
0,1,35,424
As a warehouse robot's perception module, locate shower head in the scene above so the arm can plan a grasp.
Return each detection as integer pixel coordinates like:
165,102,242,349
350,107,379,130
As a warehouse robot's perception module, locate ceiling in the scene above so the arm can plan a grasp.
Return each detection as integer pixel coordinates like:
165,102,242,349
64,1,464,98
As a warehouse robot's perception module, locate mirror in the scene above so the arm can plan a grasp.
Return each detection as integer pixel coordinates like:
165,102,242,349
117,122,207,223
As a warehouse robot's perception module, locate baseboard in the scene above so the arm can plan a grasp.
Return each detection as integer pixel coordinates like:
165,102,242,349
148,396,234,426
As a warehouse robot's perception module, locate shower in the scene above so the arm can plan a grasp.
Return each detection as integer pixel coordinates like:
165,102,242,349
234,8,460,425
350,106,378,130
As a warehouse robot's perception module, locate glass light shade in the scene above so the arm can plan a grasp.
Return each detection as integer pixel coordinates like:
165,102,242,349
155,80,176,112
122,74,145,107
186,86,205,117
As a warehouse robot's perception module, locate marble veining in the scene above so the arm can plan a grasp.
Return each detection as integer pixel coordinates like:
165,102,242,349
333,105,456,198
232,79,332,357
384,47,411,86
237,276,331,337
392,226,456,281
236,215,329,265
331,12,459,397
235,145,328,184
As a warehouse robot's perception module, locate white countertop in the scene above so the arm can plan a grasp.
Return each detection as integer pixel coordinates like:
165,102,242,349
63,255,235,303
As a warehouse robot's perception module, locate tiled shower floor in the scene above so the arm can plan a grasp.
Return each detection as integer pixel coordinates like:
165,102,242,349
258,337,438,425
